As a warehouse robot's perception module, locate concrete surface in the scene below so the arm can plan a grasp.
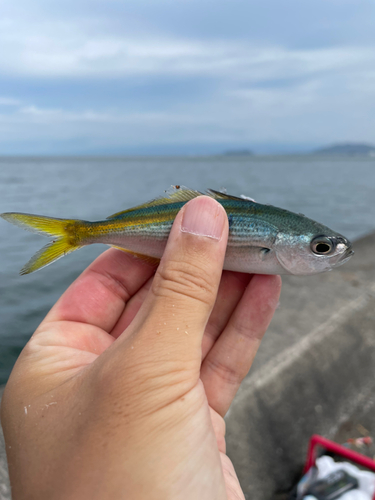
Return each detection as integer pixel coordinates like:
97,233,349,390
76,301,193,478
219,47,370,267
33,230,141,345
226,231,375,499
0,232,375,499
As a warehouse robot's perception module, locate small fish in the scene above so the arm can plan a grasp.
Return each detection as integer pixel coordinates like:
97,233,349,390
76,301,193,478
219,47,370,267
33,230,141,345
0,186,353,276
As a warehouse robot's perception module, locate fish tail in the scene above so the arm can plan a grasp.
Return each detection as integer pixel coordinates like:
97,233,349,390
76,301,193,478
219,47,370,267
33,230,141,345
1,212,86,274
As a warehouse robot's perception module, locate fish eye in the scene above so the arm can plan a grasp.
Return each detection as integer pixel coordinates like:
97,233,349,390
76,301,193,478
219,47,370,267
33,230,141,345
311,236,334,255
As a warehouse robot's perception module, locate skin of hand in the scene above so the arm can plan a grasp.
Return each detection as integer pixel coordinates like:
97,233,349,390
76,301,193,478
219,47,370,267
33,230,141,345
1,196,282,500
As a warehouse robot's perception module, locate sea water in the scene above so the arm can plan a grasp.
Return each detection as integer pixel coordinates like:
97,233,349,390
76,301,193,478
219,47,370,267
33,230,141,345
0,155,374,383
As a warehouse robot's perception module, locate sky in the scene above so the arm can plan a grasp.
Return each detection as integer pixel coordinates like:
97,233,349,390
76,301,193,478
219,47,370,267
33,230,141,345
0,0,375,155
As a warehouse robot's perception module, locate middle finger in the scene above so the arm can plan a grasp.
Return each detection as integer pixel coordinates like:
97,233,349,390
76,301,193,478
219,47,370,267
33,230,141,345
202,271,253,359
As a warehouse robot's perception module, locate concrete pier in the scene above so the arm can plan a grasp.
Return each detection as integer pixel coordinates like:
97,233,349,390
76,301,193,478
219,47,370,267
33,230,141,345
226,231,375,498
1,231,375,499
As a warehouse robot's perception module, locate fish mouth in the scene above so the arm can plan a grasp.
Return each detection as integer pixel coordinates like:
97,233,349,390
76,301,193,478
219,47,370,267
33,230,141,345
336,246,354,267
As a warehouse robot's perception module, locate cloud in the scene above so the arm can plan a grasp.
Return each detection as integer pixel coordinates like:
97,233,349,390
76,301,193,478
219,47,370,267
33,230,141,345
0,4,374,82
0,15,374,82
1,71,374,154
0,0,375,153
0,97,21,106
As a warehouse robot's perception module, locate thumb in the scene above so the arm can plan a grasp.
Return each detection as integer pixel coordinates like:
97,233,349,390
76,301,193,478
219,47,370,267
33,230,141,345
136,195,229,366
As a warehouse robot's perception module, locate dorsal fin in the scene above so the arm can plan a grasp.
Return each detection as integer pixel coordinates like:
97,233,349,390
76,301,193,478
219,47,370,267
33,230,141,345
106,185,204,219
206,188,250,202
106,186,253,220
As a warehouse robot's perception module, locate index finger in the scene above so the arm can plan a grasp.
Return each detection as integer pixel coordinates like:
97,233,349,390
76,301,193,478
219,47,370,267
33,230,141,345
41,248,157,333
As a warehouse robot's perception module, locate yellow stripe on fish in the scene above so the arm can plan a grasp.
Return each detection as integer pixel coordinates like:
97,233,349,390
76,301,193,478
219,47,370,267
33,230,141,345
0,186,354,276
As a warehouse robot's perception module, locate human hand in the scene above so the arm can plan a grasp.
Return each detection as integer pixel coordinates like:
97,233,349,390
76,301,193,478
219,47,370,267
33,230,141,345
1,196,281,500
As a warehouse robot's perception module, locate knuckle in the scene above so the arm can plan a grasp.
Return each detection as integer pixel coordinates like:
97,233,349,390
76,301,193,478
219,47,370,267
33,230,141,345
233,319,265,342
205,316,224,342
206,356,247,386
152,258,217,305
89,268,131,303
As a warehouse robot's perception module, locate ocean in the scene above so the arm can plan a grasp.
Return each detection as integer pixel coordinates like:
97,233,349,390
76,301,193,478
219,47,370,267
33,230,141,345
0,155,374,383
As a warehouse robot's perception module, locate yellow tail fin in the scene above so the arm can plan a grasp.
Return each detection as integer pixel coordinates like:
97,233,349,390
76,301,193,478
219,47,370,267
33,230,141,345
1,213,83,275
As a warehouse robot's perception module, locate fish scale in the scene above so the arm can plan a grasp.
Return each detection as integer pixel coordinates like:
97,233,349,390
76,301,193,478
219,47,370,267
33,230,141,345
0,186,353,276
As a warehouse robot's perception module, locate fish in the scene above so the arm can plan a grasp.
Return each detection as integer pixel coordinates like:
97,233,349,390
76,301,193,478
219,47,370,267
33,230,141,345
0,186,354,276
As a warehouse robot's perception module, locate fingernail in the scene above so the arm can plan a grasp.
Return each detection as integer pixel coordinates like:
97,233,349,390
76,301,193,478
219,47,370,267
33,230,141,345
181,196,225,241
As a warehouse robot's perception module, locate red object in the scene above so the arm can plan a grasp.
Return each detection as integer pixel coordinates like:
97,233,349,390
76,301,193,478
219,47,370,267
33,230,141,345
304,434,375,500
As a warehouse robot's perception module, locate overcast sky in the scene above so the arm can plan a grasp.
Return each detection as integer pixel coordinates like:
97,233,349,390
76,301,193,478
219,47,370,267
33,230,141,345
0,0,375,154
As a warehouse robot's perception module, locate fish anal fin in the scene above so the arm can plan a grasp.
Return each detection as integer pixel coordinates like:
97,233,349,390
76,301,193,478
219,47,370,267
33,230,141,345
111,246,160,266
106,186,203,219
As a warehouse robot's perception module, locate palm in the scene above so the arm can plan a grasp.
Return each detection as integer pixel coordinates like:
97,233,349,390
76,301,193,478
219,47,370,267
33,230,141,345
17,249,280,500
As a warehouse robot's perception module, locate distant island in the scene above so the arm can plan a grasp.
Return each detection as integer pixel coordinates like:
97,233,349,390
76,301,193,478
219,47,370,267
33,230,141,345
222,149,254,156
313,142,375,156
